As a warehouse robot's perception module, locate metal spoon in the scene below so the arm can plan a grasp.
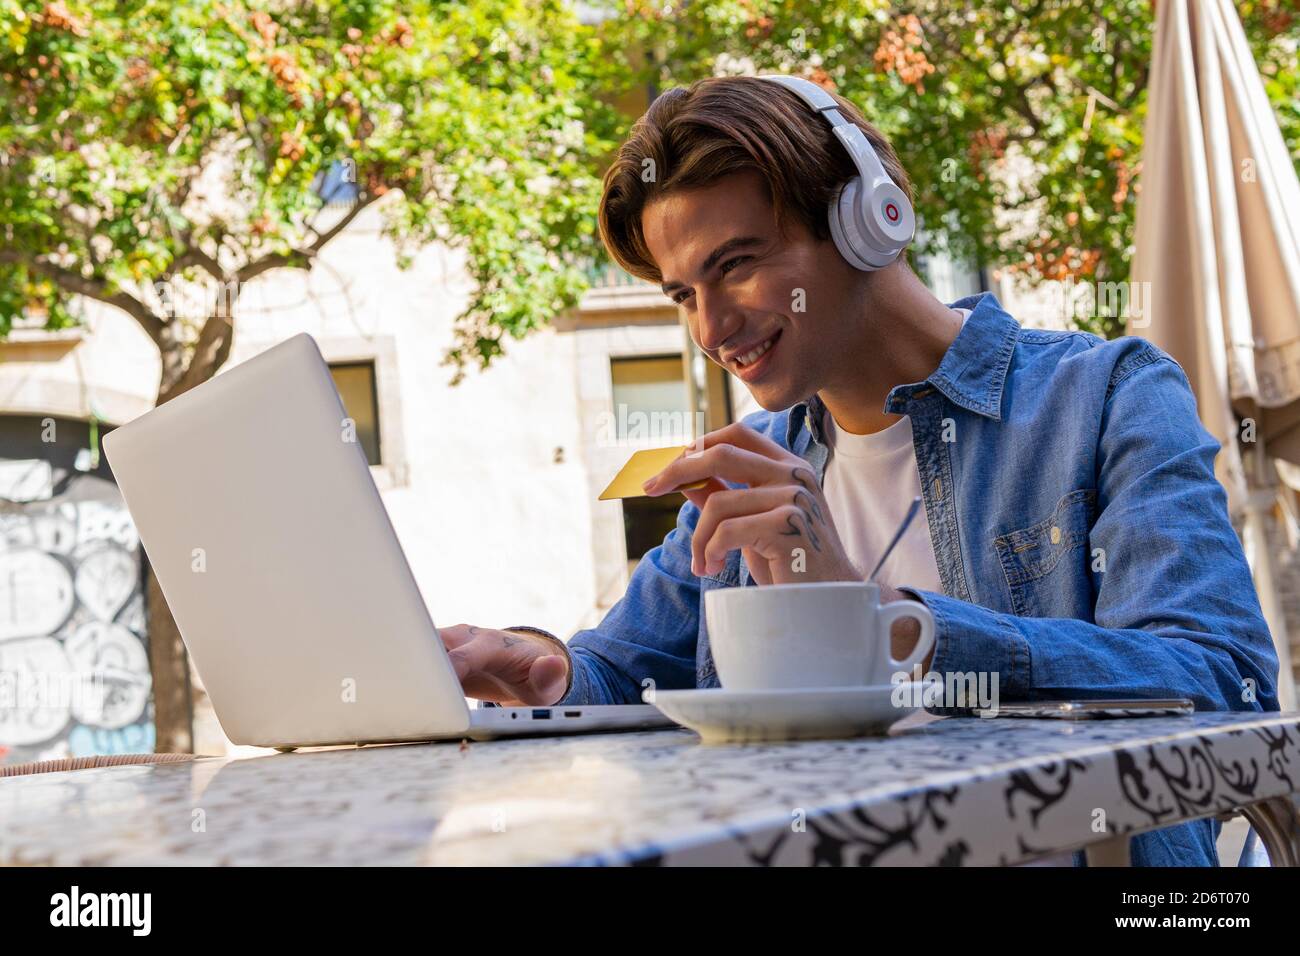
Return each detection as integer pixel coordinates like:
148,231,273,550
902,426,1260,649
868,496,923,583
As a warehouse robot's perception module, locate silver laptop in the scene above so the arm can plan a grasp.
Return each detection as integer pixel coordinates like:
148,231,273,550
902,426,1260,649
102,333,673,749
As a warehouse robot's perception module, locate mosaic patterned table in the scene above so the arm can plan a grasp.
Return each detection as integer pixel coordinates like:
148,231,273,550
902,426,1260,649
2,710,1298,866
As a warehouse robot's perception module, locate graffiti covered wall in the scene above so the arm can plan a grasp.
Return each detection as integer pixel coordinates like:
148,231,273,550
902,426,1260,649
0,417,153,764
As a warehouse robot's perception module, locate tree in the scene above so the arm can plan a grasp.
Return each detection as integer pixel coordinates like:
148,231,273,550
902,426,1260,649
606,0,1300,338
0,0,625,749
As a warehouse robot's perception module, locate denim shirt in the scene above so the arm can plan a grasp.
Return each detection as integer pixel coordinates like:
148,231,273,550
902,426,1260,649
554,291,1280,867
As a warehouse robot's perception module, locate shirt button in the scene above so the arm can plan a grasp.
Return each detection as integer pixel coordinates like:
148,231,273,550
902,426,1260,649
1050,525,1061,545
932,478,942,497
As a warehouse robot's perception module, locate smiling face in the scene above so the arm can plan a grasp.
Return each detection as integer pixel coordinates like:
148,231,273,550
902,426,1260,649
642,169,871,412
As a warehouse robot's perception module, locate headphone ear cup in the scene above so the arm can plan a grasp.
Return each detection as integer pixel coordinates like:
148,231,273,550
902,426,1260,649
863,181,915,257
828,178,875,272
832,176,913,271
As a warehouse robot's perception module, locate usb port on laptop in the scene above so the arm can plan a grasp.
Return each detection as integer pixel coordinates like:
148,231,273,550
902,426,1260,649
531,709,551,719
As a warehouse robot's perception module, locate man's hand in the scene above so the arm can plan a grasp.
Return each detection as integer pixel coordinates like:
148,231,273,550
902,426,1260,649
438,624,570,706
642,422,861,586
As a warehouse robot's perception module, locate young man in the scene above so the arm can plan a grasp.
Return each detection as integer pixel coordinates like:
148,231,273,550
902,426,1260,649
440,76,1279,866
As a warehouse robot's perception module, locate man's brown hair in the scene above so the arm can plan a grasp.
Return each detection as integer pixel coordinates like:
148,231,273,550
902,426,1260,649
598,75,912,284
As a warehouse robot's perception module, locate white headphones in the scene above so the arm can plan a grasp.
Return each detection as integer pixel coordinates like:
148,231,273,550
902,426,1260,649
757,75,915,271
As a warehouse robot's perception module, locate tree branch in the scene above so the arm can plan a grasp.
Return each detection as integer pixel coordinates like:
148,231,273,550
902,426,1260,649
163,308,236,402
171,243,227,282
235,193,376,284
0,250,167,348
304,193,376,254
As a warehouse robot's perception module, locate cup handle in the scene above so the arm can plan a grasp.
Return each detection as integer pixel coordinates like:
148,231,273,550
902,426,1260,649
878,598,935,676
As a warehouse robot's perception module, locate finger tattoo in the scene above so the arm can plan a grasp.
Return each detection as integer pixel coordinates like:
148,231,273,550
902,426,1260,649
790,466,817,494
792,488,825,525
778,511,823,552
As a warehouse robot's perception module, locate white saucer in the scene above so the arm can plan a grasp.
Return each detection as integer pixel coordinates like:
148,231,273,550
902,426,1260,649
654,683,925,743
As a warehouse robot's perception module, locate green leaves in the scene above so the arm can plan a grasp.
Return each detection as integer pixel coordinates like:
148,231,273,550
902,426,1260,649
4,0,1294,376
601,0,1300,339
0,0,621,382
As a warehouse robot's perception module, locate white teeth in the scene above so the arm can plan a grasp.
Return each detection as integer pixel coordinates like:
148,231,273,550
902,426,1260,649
736,335,776,367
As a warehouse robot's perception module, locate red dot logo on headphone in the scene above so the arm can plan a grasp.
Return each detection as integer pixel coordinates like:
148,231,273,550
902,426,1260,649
884,201,900,223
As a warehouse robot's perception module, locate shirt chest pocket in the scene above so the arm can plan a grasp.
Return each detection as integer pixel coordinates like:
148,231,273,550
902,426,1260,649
993,489,1096,618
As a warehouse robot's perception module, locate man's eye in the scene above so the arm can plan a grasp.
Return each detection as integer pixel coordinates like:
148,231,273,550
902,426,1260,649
669,256,753,304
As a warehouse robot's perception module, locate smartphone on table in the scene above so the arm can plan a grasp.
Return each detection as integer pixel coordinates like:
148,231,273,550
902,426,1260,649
972,698,1195,719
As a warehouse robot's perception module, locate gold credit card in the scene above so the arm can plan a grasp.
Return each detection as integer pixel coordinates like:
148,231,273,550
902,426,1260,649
598,446,710,500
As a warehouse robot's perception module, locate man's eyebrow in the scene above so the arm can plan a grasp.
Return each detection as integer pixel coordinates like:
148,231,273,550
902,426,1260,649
660,236,765,293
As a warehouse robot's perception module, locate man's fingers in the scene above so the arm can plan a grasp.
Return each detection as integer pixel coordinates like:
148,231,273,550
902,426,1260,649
690,485,819,575
445,639,489,683
687,422,794,463
644,424,797,495
444,628,568,705
526,654,569,705
703,509,806,572
680,477,728,510
438,624,477,651
647,443,794,496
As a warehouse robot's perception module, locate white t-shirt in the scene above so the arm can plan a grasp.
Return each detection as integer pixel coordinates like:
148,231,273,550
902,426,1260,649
820,308,971,593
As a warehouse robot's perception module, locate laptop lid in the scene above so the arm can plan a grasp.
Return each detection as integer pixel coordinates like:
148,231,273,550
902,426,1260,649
103,333,471,747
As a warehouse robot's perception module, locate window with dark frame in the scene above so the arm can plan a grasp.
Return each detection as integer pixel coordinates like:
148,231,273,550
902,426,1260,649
622,492,686,564
610,354,693,564
329,361,382,467
610,354,692,441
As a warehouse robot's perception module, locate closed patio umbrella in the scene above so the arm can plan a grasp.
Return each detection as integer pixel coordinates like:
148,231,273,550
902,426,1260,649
1130,0,1300,709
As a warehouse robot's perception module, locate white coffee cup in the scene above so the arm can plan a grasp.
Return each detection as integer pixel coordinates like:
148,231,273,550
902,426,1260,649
704,581,935,691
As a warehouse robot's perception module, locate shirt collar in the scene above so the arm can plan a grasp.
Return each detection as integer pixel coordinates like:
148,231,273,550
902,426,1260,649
785,290,1020,448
